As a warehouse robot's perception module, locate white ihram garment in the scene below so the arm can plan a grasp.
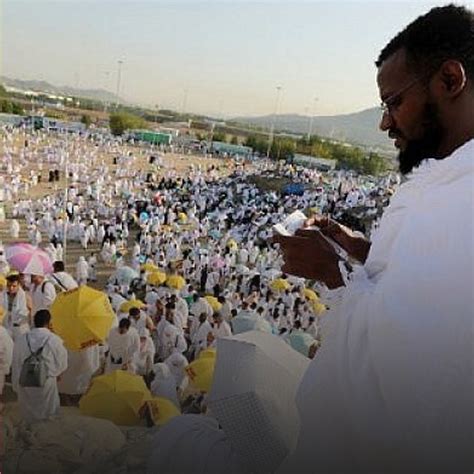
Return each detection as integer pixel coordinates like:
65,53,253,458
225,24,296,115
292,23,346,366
12,328,68,421
281,140,474,473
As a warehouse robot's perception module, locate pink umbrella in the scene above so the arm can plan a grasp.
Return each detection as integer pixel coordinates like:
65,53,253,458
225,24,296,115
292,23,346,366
5,243,53,276
210,255,226,270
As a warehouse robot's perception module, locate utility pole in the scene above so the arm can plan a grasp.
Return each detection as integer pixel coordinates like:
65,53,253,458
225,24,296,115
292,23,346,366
266,86,282,159
115,60,123,108
307,97,318,141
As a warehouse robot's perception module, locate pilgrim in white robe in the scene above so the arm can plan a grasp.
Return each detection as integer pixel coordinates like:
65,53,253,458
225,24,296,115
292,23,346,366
280,140,474,473
0,325,14,396
105,326,140,373
3,286,30,341
12,327,68,422
58,345,100,395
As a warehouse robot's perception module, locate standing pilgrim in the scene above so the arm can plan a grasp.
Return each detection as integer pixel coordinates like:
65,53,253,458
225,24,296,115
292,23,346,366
3,273,30,340
12,310,68,422
75,256,89,286
0,315,14,411
30,274,56,316
278,6,474,473
105,318,140,373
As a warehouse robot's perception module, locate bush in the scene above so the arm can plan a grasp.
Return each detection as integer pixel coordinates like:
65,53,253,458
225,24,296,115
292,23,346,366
109,112,148,136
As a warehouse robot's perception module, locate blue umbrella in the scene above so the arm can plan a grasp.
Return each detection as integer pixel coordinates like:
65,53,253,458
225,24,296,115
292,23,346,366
110,266,139,286
231,312,272,335
285,331,316,358
209,229,221,240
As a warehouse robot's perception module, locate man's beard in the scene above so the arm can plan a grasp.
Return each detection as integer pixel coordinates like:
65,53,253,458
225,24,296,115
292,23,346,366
396,102,444,175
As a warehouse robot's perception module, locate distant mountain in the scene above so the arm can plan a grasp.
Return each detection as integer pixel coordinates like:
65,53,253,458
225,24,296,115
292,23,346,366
233,108,394,153
0,76,121,104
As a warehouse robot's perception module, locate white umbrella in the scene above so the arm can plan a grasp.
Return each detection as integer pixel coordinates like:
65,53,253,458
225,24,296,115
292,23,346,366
208,331,310,473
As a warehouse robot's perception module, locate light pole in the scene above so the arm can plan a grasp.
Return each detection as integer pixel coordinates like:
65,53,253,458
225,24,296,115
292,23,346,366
116,60,123,108
63,135,69,264
103,71,110,113
266,86,282,159
307,97,318,142
181,88,188,116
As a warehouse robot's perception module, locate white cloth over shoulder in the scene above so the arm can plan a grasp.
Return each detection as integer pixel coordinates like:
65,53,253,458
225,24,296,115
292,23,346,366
58,346,100,395
0,326,14,394
281,140,474,473
12,327,68,421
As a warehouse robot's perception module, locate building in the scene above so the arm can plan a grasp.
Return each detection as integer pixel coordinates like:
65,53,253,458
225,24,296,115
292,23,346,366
22,116,86,133
211,141,252,157
292,153,336,172
0,113,24,127
128,129,173,145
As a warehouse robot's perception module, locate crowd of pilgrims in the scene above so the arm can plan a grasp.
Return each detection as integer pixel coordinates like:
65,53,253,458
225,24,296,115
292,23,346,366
0,128,399,419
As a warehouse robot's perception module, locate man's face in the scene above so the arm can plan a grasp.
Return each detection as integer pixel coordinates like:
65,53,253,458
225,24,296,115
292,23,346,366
31,275,42,286
7,280,19,295
377,49,444,174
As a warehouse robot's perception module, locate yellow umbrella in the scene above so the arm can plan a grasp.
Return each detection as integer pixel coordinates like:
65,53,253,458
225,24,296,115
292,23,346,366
51,286,115,351
199,348,217,359
141,262,159,273
119,298,146,313
145,397,181,426
312,301,327,316
185,356,216,393
79,370,152,426
0,306,4,325
270,278,291,292
0,274,6,289
166,274,186,290
226,239,238,251
178,212,188,224
303,288,319,302
146,271,167,286
205,295,222,312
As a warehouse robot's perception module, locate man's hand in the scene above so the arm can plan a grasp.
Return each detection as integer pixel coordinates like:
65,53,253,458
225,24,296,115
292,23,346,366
273,231,344,289
305,215,371,264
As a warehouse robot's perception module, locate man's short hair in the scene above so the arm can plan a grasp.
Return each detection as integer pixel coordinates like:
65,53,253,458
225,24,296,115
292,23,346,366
129,307,140,317
53,261,65,272
6,274,20,283
376,5,473,80
119,318,131,329
34,309,51,328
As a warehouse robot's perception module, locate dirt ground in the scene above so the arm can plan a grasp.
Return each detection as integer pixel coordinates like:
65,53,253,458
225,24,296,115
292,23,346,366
0,131,230,288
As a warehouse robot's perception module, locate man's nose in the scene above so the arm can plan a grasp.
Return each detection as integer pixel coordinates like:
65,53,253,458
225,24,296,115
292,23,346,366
379,110,393,131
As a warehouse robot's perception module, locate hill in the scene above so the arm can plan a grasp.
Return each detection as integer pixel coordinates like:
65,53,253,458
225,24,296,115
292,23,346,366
0,76,120,104
232,107,394,153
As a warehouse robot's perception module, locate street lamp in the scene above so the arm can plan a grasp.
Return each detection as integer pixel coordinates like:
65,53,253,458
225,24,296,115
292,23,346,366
307,97,318,141
266,86,282,159
116,60,123,108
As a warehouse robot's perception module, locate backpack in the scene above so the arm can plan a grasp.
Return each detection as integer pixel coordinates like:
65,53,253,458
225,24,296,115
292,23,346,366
19,334,48,388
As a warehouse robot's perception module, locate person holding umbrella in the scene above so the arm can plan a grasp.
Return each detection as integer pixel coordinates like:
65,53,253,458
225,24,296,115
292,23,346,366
30,273,56,315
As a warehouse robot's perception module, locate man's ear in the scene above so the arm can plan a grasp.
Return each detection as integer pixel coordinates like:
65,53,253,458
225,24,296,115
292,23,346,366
437,60,467,98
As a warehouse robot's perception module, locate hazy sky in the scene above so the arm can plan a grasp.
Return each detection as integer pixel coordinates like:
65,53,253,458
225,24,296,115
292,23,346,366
1,0,459,117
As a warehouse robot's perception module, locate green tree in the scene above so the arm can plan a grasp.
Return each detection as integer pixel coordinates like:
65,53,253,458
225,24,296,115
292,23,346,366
0,85,8,97
81,114,92,128
212,131,226,142
230,135,239,145
244,134,268,155
271,137,296,160
1,100,13,113
11,102,24,115
109,112,148,136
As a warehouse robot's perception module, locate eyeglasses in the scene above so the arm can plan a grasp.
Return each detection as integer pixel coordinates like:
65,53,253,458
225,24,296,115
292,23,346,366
380,75,425,115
